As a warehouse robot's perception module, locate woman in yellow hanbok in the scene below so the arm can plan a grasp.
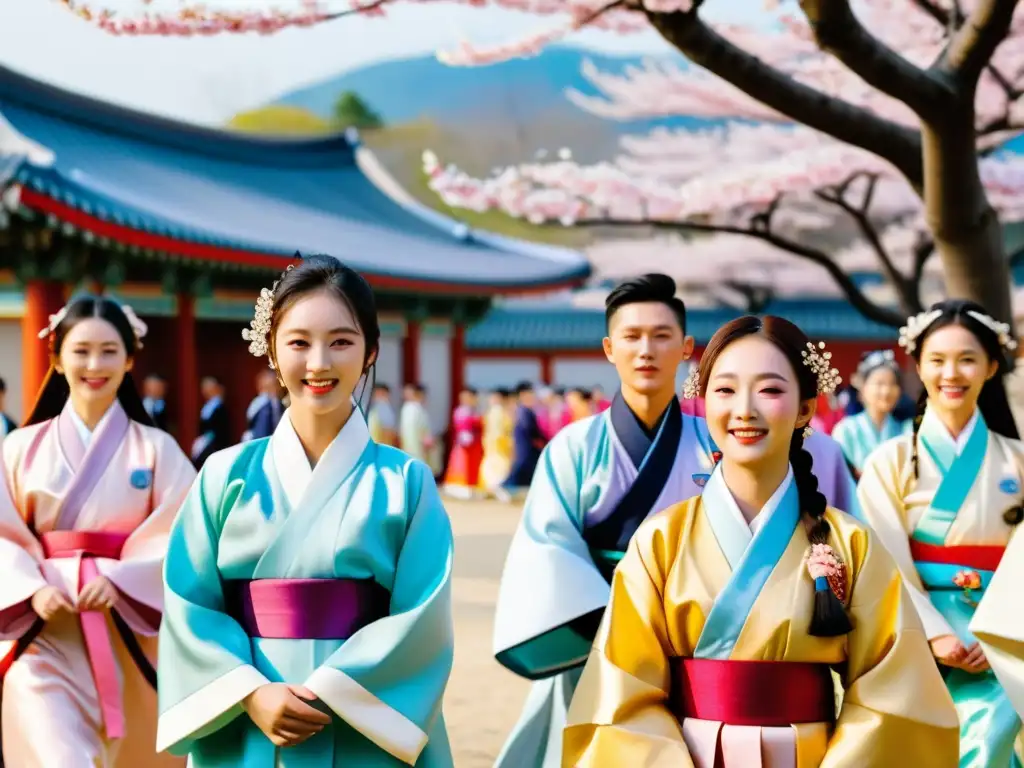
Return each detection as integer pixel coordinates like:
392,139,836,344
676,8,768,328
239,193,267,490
478,388,513,493
564,315,958,767
858,299,1024,767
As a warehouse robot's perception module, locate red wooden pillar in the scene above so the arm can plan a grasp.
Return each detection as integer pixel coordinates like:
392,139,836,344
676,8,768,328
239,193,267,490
175,293,198,453
22,279,66,417
403,319,421,385
540,354,554,385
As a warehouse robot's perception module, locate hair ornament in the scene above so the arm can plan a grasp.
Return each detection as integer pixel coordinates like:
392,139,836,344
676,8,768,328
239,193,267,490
898,309,942,354
966,310,1018,352
37,306,69,340
120,304,148,349
242,264,295,369
806,543,847,604
681,365,700,400
857,348,897,376
802,425,814,439
801,341,842,395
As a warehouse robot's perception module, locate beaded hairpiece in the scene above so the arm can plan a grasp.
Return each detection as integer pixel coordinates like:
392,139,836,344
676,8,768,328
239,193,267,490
37,302,148,349
856,349,897,377
898,308,1017,354
241,264,294,369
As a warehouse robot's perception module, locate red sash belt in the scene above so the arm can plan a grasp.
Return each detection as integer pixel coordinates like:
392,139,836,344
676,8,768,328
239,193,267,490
41,530,129,740
909,539,1004,571
669,658,835,727
225,578,390,640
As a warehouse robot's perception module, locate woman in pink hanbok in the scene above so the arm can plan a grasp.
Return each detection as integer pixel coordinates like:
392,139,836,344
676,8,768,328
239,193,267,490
0,295,196,767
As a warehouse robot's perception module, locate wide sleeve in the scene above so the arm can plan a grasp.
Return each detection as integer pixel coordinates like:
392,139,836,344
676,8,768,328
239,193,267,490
492,431,611,680
970,526,1024,717
0,437,46,640
303,461,453,766
562,527,693,768
856,443,956,640
97,430,198,634
155,455,271,755
822,527,960,766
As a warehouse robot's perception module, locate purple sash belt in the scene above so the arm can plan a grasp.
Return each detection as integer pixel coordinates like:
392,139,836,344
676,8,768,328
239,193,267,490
225,579,390,639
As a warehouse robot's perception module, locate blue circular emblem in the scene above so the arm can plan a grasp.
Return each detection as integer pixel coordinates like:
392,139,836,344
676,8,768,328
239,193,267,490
130,468,153,490
691,473,710,488
1000,477,1020,495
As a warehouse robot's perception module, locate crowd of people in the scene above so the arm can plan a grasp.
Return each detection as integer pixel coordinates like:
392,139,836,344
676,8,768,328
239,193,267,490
0,256,1022,768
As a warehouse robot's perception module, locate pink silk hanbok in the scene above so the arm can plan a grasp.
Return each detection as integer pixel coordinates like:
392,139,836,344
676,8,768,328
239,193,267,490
0,400,196,768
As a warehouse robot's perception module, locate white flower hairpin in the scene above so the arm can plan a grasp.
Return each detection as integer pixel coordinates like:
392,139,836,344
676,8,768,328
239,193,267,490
966,310,1017,352
681,366,700,400
37,306,69,340
897,310,942,354
801,341,842,438
241,264,294,368
36,301,148,348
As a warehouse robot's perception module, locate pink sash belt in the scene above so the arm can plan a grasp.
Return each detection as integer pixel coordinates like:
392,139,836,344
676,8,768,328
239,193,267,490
670,658,835,727
225,579,390,640
41,531,128,741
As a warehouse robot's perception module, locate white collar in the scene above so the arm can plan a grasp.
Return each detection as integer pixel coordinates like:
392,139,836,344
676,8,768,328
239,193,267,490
714,466,795,536
931,408,979,456
68,403,115,447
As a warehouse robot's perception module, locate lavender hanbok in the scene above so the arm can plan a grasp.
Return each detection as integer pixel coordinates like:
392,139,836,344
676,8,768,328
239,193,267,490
0,400,196,767
156,408,454,767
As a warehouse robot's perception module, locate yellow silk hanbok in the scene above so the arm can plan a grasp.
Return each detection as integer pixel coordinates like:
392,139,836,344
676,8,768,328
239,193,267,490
564,467,958,768
478,404,513,492
858,408,1024,766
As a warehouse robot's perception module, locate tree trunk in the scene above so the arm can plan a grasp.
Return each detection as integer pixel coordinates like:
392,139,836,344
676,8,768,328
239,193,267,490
921,109,1013,323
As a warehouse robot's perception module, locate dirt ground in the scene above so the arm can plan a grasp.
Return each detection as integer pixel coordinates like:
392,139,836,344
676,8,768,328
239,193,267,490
443,498,531,768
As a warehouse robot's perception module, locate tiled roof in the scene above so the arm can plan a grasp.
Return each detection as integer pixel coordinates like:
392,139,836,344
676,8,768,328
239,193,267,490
467,299,899,350
0,65,589,294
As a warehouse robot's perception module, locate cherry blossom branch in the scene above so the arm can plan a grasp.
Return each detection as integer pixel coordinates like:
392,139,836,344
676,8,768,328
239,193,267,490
573,215,905,326
644,10,925,187
942,0,1020,84
798,0,951,121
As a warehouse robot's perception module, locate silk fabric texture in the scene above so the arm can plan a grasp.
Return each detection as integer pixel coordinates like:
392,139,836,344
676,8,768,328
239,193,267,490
0,400,196,768
564,468,960,767
831,411,906,474
858,407,1024,766
156,408,455,767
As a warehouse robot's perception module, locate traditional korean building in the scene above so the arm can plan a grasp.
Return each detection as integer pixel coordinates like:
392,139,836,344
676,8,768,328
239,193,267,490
0,64,590,446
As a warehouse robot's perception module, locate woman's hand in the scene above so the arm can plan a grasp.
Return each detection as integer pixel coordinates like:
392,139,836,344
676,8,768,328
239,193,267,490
242,683,332,747
930,634,968,668
78,575,119,611
30,586,74,620
959,642,991,674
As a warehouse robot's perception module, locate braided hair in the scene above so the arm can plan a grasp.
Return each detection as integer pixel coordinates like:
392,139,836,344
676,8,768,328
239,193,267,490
906,300,1018,479
696,315,852,637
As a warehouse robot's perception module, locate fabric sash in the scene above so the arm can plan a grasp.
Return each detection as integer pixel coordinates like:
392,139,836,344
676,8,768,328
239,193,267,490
54,402,131,531
669,658,835,727
583,394,683,553
225,578,390,639
35,531,159,741
913,411,988,545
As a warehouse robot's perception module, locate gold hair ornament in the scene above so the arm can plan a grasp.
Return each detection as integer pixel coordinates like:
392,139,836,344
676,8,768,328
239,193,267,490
241,264,295,369
37,302,148,349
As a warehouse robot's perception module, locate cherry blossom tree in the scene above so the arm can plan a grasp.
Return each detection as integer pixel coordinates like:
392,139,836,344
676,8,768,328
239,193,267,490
57,0,1024,324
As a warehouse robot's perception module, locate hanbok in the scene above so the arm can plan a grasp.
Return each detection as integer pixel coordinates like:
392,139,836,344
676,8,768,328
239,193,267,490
565,468,959,766
0,400,196,767
831,411,905,477
858,407,1024,765
493,394,716,767
478,404,512,492
156,408,454,767
443,404,483,494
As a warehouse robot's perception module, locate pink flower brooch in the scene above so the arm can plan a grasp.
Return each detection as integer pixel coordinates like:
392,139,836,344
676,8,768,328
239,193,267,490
806,543,848,604
953,569,982,606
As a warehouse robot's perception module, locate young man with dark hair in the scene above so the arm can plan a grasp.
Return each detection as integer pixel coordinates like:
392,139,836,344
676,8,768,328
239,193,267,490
492,274,714,767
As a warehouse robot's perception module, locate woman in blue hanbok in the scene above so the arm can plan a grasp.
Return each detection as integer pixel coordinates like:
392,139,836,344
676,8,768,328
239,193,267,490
831,349,906,478
155,254,455,767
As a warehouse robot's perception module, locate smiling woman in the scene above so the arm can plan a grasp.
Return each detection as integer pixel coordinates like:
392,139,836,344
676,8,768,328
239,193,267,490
0,294,197,768
156,253,455,768
563,314,958,768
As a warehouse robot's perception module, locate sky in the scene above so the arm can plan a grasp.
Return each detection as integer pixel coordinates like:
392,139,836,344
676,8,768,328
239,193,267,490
0,0,770,125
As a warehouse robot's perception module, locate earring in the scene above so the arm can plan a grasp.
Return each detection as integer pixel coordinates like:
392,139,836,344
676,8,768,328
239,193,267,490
802,425,813,439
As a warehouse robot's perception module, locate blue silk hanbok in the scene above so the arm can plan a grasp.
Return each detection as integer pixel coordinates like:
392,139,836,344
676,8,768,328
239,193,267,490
832,411,906,477
156,409,454,767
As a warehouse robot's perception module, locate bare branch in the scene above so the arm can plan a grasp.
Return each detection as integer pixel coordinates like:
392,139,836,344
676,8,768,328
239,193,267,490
720,280,775,313
321,0,393,21
644,10,925,188
912,237,936,285
572,217,904,326
798,0,952,121
941,0,1020,84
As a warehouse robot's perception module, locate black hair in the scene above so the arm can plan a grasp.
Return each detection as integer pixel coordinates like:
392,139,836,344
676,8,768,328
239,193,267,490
856,349,901,384
697,315,852,638
0,377,6,392
461,386,478,396
25,295,153,427
144,373,165,383
374,383,391,393
568,386,592,401
493,387,510,398
907,300,1019,478
553,387,566,397
269,253,381,408
605,273,687,333
515,381,534,395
